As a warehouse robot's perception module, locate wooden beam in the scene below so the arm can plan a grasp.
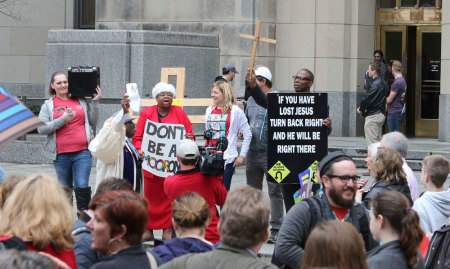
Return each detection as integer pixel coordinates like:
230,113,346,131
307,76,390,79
249,21,261,72
160,67,185,98
239,21,277,72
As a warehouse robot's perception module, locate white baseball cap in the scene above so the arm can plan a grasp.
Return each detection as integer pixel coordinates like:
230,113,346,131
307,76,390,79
177,139,200,159
255,66,272,82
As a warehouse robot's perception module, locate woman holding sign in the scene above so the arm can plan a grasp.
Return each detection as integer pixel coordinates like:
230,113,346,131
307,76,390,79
133,82,194,241
205,80,252,190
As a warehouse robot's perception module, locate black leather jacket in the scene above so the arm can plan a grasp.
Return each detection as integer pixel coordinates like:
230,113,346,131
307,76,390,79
362,178,413,209
359,76,389,117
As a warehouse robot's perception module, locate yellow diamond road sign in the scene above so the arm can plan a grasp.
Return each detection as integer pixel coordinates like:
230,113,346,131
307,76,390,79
268,161,290,183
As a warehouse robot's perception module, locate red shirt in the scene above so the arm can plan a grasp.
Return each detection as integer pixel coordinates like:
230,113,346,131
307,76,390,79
53,97,87,154
164,168,227,244
205,107,230,147
330,206,349,221
26,243,78,269
0,236,77,269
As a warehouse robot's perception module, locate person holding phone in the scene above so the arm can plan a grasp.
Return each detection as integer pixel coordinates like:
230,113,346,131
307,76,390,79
38,71,101,214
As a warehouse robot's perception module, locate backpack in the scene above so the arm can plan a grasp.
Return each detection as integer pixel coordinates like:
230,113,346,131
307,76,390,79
425,222,450,269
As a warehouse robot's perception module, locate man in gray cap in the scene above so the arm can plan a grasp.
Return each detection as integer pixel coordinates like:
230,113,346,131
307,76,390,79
89,95,142,192
215,64,239,82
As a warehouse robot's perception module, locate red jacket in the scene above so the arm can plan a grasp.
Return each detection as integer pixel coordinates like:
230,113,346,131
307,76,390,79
165,168,227,244
133,105,194,152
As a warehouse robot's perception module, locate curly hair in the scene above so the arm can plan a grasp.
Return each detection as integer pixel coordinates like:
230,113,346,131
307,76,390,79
373,147,406,184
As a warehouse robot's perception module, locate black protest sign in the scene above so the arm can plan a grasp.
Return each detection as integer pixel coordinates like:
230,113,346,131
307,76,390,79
267,93,328,184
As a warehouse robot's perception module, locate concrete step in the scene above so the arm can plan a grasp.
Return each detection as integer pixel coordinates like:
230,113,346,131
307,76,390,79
0,139,50,164
25,133,47,142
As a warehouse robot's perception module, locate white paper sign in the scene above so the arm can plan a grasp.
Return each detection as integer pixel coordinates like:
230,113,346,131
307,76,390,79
141,120,186,177
126,83,141,112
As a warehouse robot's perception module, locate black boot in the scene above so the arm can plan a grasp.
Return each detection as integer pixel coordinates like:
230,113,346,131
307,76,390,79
63,187,73,206
74,187,91,214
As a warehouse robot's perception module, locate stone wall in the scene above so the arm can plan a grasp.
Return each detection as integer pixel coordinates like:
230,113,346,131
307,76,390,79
0,0,73,97
275,0,376,136
94,0,277,97
46,29,219,132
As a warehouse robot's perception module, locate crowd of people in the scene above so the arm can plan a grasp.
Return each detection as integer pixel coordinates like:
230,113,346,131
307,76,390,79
0,59,449,269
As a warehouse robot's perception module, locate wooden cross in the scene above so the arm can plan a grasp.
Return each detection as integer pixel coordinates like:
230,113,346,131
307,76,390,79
239,20,277,71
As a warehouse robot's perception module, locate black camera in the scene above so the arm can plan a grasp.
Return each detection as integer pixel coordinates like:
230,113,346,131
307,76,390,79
198,131,228,176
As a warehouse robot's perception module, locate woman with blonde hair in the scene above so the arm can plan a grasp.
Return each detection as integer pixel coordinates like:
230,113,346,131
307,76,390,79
204,80,251,190
301,220,368,269
359,147,412,209
0,174,76,268
153,192,213,264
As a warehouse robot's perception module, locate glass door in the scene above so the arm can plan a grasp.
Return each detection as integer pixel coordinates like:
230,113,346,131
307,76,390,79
415,26,441,137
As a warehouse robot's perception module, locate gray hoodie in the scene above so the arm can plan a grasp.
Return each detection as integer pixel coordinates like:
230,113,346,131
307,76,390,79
413,189,450,233
245,96,269,154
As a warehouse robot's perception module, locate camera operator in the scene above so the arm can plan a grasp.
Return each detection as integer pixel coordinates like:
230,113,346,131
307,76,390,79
164,140,228,244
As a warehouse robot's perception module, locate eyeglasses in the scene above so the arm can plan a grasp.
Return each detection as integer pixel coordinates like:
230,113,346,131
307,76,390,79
292,76,311,81
326,175,361,184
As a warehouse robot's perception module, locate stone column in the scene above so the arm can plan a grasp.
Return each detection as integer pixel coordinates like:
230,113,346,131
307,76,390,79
439,1,450,141
275,0,376,136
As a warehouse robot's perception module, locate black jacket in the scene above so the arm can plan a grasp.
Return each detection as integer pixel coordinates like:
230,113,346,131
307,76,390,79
359,76,389,117
91,245,160,269
425,218,450,269
362,178,413,209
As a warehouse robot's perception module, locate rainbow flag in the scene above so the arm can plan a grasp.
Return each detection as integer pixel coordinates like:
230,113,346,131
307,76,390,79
0,87,44,148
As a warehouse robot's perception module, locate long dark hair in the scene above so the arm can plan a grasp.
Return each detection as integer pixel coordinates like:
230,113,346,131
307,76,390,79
371,191,423,269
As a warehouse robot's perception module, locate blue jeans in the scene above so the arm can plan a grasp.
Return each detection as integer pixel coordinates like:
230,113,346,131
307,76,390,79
53,149,92,188
222,162,235,191
387,113,404,133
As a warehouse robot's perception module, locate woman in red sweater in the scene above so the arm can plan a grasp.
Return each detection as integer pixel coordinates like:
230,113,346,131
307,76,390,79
0,174,77,269
133,82,194,241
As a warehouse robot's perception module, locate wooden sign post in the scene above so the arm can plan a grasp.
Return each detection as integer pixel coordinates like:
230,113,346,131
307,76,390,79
239,20,277,71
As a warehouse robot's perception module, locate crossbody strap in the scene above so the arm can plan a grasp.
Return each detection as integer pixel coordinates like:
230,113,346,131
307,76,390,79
146,251,158,268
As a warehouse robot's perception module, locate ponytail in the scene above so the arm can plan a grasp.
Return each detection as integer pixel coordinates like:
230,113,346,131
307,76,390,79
399,207,423,269
371,191,423,269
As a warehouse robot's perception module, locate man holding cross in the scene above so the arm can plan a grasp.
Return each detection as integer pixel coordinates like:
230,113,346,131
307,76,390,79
244,65,284,244
245,67,332,212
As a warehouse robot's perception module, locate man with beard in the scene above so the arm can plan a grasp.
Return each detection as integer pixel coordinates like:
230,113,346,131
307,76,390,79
272,152,377,269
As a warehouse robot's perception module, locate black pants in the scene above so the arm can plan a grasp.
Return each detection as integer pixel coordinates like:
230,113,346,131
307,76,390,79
281,183,301,212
